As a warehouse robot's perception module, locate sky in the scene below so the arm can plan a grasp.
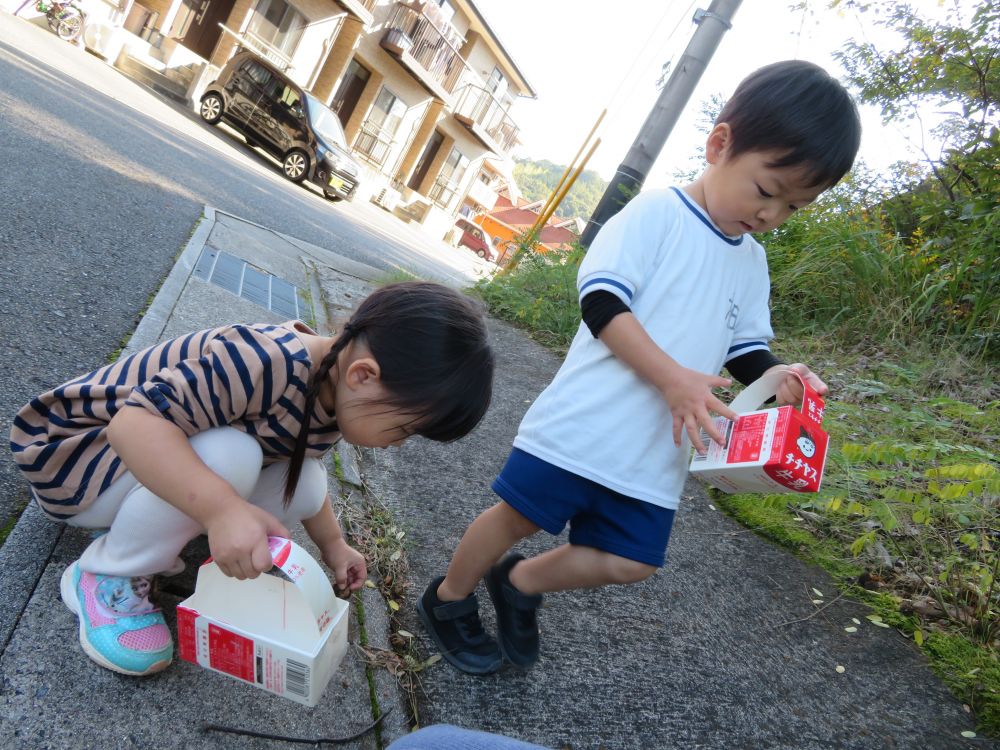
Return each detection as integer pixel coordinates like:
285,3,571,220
473,0,957,187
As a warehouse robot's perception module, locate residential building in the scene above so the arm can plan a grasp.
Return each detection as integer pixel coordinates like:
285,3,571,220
63,0,535,241
475,191,582,264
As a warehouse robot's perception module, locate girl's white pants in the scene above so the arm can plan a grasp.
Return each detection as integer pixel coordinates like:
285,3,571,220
68,427,328,577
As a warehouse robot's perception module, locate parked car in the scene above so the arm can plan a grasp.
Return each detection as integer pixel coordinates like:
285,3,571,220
199,50,361,202
455,218,494,261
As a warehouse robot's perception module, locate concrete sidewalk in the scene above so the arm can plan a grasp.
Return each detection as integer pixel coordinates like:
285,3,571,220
0,207,992,750
0,207,411,749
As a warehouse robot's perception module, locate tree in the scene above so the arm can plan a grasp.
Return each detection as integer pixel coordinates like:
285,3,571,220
833,0,999,202
512,159,608,220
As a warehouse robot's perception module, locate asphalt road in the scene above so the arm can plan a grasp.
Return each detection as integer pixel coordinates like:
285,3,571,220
0,12,487,533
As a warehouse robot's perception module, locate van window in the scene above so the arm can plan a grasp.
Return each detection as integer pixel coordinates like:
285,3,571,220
276,84,301,111
241,61,273,88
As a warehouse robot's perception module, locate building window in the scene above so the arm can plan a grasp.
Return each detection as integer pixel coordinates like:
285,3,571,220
247,0,305,58
486,67,505,95
429,146,469,208
355,87,408,168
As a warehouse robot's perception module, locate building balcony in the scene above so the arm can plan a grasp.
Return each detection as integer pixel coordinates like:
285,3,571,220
352,120,396,169
332,0,376,26
465,176,499,212
380,2,468,101
452,83,520,155
428,175,461,208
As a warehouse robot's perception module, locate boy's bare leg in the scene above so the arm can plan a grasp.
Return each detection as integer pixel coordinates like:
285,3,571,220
508,544,657,595
436,501,540,601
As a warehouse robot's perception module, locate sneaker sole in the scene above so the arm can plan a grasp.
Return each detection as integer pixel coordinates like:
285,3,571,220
415,596,502,676
484,573,538,670
60,564,172,677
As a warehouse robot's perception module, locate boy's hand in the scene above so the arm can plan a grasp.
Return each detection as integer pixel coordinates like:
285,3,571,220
662,366,738,453
320,538,368,594
770,363,829,406
205,500,291,581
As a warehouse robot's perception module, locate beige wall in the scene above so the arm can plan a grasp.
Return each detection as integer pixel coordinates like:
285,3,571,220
311,16,364,102
395,99,444,184
343,68,384,144
210,0,254,66
137,0,173,28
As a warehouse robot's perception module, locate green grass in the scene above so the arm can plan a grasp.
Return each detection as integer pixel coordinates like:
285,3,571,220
473,245,583,355
718,337,1000,735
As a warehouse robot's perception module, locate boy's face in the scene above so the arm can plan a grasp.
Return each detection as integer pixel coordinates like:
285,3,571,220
701,125,827,236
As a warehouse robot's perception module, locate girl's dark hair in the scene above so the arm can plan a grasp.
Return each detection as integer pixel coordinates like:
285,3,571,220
284,281,494,504
716,60,861,188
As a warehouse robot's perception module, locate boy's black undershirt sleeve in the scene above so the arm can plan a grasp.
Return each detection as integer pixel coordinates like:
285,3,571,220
726,349,784,387
581,290,631,338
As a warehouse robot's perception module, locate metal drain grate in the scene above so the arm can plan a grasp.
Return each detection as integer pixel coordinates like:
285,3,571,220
193,248,307,319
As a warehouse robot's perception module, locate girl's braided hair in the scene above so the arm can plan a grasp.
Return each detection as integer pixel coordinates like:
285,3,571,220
284,281,494,505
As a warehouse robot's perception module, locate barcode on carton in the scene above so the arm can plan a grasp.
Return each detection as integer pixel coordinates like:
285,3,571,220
286,658,311,698
692,431,710,461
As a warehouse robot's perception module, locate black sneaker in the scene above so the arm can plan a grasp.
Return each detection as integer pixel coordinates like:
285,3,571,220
417,576,502,675
485,554,542,669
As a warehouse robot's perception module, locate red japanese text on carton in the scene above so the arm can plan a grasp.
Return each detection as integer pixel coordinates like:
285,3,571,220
177,537,348,707
689,368,829,494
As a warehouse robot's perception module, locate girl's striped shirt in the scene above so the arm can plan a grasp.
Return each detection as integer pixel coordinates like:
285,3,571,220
9,321,339,520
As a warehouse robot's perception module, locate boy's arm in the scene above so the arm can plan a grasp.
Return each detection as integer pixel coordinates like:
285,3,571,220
597,312,737,452
302,499,367,592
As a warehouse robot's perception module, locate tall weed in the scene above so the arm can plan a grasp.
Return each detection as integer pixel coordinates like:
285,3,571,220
474,245,582,353
766,194,999,359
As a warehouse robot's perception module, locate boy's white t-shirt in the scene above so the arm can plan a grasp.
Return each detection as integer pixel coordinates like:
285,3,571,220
512,187,774,510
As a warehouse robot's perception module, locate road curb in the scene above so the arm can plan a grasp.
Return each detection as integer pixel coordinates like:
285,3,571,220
0,207,216,654
121,205,216,357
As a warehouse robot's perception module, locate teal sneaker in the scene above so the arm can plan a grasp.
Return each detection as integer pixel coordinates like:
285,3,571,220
60,562,173,676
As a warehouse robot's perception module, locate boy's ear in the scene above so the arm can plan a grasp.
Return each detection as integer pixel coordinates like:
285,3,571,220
344,357,381,390
705,123,732,165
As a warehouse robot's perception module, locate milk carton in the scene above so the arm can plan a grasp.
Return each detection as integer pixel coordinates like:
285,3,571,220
689,367,829,494
177,537,348,707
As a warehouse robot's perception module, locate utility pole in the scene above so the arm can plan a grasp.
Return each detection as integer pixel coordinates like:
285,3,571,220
580,0,742,248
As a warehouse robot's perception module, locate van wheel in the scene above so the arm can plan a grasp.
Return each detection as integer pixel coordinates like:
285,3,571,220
477,249,486,258
199,94,223,124
282,150,309,183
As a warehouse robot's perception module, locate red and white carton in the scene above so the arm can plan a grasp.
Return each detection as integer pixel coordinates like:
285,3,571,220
177,537,349,707
689,367,829,494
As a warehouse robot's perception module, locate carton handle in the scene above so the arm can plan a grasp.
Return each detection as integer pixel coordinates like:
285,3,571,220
264,537,337,626
728,367,825,424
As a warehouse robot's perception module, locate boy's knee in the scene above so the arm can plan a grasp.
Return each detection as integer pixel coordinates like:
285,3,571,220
495,501,541,538
603,555,657,585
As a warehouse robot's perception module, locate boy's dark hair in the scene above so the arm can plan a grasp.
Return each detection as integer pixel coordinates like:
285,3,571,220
716,60,861,188
285,281,494,504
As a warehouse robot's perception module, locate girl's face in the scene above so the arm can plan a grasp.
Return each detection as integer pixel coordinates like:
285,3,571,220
336,392,418,448
330,346,420,448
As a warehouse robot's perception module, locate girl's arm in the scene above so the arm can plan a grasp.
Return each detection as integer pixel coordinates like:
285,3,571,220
302,500,367,592
107,406,290,579
598,312,738,452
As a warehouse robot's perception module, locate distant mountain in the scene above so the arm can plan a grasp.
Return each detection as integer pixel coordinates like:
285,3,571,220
513,158,607,221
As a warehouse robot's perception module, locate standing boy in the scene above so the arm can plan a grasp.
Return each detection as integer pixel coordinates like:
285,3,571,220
419,60,862,674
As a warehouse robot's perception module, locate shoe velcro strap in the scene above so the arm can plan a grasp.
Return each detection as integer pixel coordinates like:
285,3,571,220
433,594,480,620
501,584,542,610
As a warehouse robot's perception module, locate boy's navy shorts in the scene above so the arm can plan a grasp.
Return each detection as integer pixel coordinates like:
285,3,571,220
491,448,676,567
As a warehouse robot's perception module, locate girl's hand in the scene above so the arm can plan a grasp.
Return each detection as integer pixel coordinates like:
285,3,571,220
320,538,368,594
205,500,291,580
771,363,829,406
661,366,738,453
